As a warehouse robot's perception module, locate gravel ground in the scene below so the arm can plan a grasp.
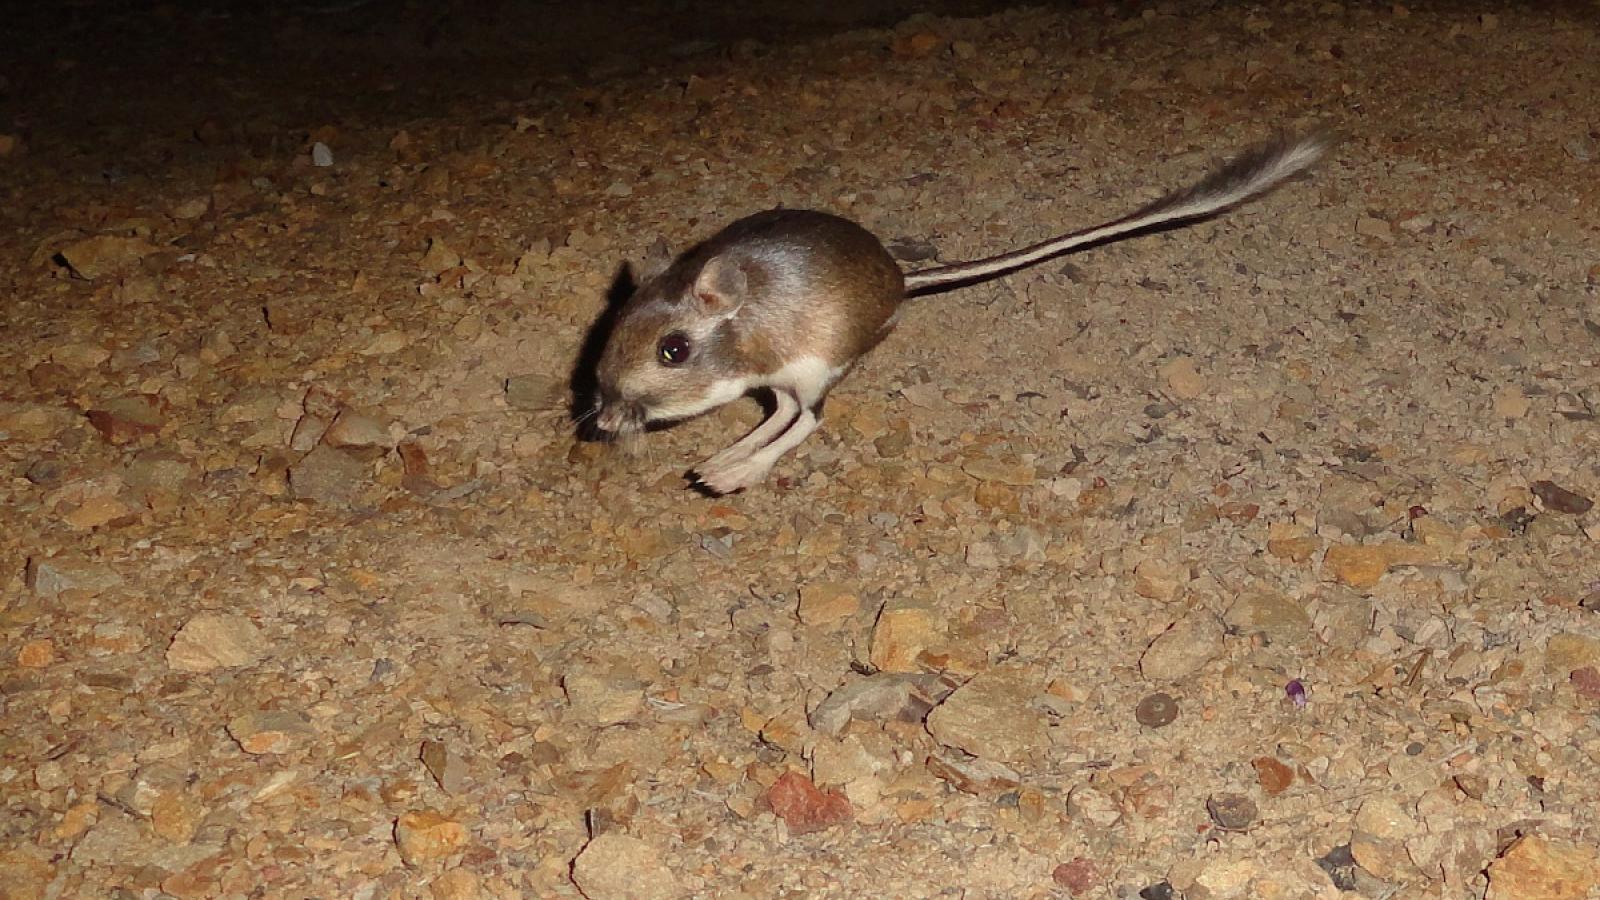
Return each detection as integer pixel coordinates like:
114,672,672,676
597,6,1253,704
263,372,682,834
3,1,1599,898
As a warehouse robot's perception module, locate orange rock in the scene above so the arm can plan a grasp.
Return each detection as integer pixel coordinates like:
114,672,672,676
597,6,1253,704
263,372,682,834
17,639,55,668
1252,756,1295,795
395,810,467,866
765,772,852,835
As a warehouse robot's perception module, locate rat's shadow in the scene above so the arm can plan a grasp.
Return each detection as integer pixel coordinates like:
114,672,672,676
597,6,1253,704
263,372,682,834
568,262,636,442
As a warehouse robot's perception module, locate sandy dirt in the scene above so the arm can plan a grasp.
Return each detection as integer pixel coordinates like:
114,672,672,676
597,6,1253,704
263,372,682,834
3,1,1599,898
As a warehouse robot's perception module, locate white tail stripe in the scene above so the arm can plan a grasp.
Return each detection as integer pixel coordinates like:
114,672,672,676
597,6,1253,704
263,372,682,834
903,131,1333,294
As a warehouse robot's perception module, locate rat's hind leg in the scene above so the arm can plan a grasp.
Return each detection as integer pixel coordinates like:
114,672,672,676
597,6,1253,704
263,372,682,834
698,390,799,474
694,394,820,495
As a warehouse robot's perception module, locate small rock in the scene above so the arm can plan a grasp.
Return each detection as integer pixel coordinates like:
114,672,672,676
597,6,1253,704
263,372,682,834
227,710,314,755
58,234,156,280
505,373,563,410
1053,857,1098,893
1486,835,1600,900
797,581,860,626
1351,796,1421,879
1545,633,1600,675
961,458,1036,486
571,832,682,900
765,771,852,835
17,639,55,668
323,409,392,454
1572,667,1600,701
288,445,368,507
1066,783,1122,827
1531,480,1593,515
1134,558,1187,602
86,395,165,444
25,556,123,598
421,740,469,794
49,341,112,370
421,238,463,275
430,868,484,900
1159,357,1206,399
172,197,211,220
311,142,333,166
1266,524,1318,562
563,670,645,727
963,541,1000,569
394,810,467,867
925,753,1022,795
2,403,79,440
868,599,937,673
1206,794,1258,831
1494,385,1532,419
1224,593,1311,642
1316,844,1360,891
925,668,1048,765
1355,216,1393,240
166,613,266,672
150,790,203,843
1252,757,1294,795
1134,692,1178,728
809,673,954,735
1139,613,1224,680
1322,542,1435,589
894,29,942,58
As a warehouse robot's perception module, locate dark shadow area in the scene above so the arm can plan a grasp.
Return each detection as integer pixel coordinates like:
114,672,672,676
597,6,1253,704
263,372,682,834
568,260,638,443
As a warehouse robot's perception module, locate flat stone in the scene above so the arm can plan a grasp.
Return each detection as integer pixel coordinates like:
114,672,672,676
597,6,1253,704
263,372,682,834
1545,633,1600,675
563,670,645,727
166,614,266,673
571,832,682,900
1159,356,1207,399
26,555,123,598
86,395,165,444
797,581,860,626
1322,543,1436,589
1531,480,1593,515
394,810,467,867
506,373,563,411
1139,613,1224,681
288,445,368,507
809,673,954,736
59,234,156,280
1486,835,1600,900
1350,796,1421,880
869,599,937,673
1224,593,1311,642
226,710,314,755
925,667,1048,765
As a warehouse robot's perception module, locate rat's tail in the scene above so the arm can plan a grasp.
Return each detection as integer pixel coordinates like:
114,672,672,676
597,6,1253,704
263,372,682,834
902,129,1335,295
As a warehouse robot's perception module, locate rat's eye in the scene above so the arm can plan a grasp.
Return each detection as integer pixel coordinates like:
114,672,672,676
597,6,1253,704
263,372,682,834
657,332,691,366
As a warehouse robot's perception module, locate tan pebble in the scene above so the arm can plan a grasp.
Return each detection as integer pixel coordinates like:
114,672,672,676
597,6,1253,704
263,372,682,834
571,832,682,899
166,613,266,672
1159,357,1207,399
395,810,467,867
429,868,484,900
1493,385,1531,419
17,639,55,668
797,581,860,626
869,600,936,673
1485,835,1599,900
1321,543,1435,589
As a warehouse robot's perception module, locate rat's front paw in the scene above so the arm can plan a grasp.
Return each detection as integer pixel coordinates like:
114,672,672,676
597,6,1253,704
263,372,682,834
693,455,773,495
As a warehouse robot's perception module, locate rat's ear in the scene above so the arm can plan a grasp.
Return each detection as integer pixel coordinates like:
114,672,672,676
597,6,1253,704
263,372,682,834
692,256,747,319
638,236,673,283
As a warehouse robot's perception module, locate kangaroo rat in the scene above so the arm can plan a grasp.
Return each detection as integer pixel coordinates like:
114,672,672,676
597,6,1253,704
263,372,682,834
592,131,1331,495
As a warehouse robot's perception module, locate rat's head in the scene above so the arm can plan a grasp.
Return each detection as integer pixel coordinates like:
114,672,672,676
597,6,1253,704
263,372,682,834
593,254,750,435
